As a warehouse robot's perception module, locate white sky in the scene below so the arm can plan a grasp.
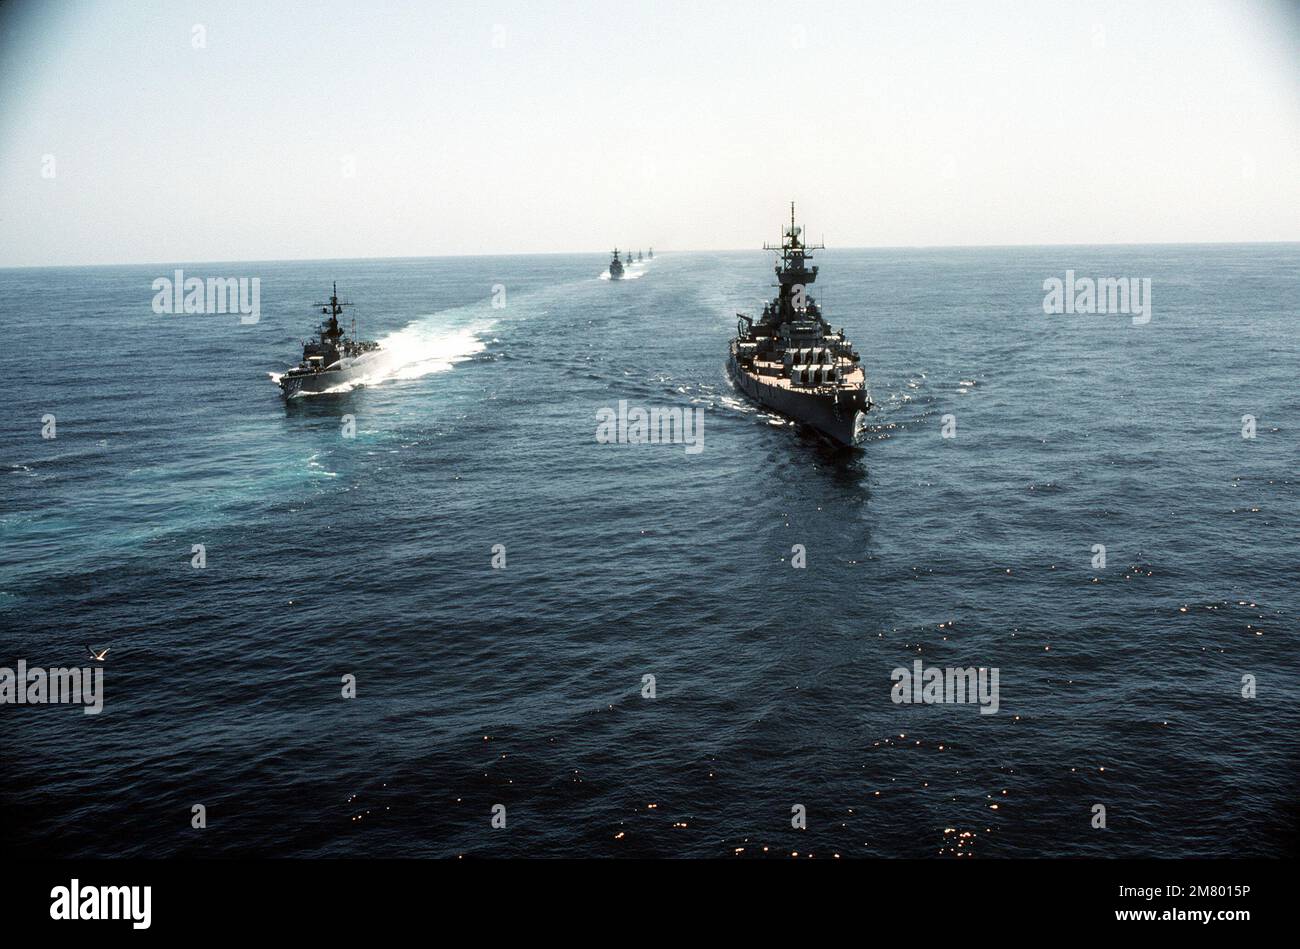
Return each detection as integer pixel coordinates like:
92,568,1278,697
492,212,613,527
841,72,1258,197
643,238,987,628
0,0,1297,266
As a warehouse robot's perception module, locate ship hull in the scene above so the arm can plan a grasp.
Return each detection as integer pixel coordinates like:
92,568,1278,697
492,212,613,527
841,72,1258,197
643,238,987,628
727,353,868,447
278,361,370,397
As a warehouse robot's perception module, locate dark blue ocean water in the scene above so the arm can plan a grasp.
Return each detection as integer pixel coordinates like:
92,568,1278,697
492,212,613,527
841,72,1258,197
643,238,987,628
2,245,1297,858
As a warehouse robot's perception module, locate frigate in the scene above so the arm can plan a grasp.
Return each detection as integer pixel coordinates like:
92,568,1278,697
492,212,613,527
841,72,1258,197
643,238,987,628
608,248,625,280
727,204,871,446
277,283,380,397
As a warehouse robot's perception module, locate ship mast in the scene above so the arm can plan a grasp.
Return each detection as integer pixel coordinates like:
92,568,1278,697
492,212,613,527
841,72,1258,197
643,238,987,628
763,202,823,321
313,281,353,343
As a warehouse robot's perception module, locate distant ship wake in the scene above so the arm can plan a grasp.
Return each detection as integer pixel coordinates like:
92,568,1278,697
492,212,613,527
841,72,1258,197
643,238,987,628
600,264,647,281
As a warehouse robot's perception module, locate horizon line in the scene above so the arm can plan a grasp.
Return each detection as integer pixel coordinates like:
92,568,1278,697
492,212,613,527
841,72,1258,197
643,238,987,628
2,238,1298,271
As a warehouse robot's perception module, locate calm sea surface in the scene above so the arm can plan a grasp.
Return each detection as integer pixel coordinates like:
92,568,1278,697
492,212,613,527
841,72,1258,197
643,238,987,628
2,245,1297,857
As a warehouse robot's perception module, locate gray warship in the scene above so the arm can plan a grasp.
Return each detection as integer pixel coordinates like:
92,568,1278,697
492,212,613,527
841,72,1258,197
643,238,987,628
277,283,381,397
727,204,871,446
608,248,625,280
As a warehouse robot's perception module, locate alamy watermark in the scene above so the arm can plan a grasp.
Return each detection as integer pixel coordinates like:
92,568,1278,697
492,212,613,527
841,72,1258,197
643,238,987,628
890,660,999,714
1,660,103,714
152,269,260,324
1043,270,1151,324
50,879,150,929
596,400,704,455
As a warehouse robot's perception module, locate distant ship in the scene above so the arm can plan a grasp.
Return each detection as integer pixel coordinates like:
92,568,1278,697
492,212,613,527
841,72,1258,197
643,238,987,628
648,247,653,259
277,283,380,397
727,204,871,446
637,250,644,262
609,248,625,280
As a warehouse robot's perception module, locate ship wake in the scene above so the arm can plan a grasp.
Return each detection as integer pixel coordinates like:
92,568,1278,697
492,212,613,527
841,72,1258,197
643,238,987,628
600,265,647,281
283,317,492,396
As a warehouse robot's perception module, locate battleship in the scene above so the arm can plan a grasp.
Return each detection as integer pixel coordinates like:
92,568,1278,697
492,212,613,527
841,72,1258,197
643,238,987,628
727,204,871,446
277,283,381,397
608,248,625,280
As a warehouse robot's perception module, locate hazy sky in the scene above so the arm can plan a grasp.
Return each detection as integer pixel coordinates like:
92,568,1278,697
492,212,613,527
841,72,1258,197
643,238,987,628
1,0,1297,266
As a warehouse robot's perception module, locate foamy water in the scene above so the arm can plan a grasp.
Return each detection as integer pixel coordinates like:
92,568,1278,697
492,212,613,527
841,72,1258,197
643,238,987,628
364,318,491,383
599,261,649,280
276,315,493,395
